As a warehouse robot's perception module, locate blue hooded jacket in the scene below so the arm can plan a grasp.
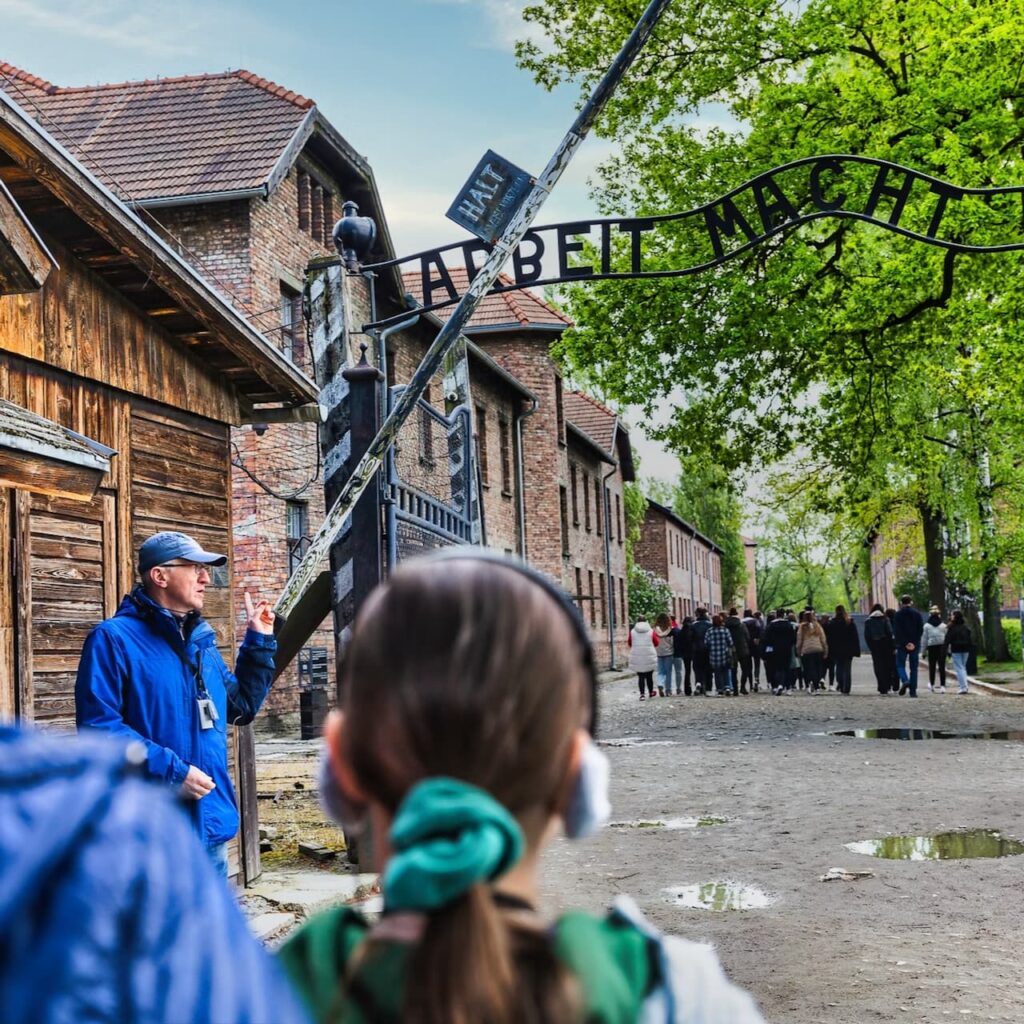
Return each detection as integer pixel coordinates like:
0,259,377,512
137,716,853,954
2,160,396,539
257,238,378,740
0,725,310,1024
75,586,276,846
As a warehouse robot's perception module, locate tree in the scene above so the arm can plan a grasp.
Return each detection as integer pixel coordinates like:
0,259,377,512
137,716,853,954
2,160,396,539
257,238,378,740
628,565,673,624
518,0,1024,655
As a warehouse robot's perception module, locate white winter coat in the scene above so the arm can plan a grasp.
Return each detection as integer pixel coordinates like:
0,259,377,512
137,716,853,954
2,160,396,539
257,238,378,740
629,620,658,673
922,620,947,649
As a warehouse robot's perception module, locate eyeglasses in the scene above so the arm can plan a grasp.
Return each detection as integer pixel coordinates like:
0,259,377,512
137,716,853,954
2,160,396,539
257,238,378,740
160,561,212,577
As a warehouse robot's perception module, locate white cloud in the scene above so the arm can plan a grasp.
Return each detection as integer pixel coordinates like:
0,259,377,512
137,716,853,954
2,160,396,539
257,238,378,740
421,0,547,52
0,0,214,57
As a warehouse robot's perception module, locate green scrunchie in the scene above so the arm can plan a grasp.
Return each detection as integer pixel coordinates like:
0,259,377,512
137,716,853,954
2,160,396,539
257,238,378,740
383,777,525,913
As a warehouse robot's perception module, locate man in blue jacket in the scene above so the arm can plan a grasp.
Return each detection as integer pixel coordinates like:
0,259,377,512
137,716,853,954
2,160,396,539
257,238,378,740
76,530,278,873
892,593,925,697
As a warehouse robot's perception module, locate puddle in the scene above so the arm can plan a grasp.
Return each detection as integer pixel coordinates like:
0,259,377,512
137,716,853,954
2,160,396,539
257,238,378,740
611,815,727,830
828,728,1024,741
846,829,1024,860
664,882,773,911
598,737,679,748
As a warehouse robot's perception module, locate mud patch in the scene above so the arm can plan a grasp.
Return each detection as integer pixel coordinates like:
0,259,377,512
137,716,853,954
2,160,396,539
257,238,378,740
664,881,773,911
598,736,679,748
610,815,727,830
846,829,1024,860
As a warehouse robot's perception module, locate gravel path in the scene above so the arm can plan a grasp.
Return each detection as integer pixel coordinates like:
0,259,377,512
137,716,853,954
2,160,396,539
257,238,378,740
539,660,1024,1023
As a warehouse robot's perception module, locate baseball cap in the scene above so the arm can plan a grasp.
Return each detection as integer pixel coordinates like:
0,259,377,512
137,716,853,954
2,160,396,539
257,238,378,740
138,531,227,574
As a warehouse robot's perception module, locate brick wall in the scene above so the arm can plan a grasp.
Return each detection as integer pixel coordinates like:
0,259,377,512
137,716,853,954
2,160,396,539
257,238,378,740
150,161,342,733
636,506,724,620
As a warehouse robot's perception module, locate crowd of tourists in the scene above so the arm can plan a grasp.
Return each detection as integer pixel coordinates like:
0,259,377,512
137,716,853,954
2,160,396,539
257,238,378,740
627,596,974,699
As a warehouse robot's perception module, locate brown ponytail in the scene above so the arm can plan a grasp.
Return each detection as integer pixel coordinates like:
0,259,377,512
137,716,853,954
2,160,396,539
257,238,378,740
341,559,591,1023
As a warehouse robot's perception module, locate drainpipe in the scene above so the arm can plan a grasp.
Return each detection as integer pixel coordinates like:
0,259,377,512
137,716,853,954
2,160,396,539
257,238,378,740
513,398,538,559
376,311,422,574
689,526,698,613
602,463,618,669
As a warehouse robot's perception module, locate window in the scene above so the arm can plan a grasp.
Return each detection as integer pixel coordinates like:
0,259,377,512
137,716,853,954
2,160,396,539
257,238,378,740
570,465,579,525
588,570,596,627
575,567,583,613
419,383,435,465
280,284,302,364
619,577,626,625
475,405,489,485
286,501,309,575
498,417,512,495
616,493,622,544
297,170,310,232
599,572,606,627
311,183,324,245
386,349,398,390
322,191,334,247
583,473,591,532
559,486,570,556
595,482,602,537
554,374,566,446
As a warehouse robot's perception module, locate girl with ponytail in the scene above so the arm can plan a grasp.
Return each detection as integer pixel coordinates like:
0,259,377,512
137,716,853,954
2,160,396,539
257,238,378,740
278,553,765,1023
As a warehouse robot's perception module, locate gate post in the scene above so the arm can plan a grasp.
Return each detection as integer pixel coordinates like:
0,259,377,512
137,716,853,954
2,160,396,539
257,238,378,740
341,343,384,636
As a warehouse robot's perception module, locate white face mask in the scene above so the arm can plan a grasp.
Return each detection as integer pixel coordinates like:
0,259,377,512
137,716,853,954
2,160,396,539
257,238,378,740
563,737,611,840
318,736,613,841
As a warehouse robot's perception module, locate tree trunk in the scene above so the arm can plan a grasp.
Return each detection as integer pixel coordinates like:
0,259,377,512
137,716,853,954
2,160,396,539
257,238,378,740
974,443,1009,661
919,502,947,614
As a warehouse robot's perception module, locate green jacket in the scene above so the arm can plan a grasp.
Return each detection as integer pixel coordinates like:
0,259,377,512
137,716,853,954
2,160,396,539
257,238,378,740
278,895,766,1023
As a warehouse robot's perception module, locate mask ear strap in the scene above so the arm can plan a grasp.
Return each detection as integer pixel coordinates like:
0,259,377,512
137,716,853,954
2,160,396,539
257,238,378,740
563,735,611,840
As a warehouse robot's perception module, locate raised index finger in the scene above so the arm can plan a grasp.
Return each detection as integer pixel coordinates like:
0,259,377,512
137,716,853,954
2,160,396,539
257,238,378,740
244,591,255,620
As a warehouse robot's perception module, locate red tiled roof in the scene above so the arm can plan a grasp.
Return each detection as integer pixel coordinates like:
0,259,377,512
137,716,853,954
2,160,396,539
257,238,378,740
404,266,572,332
565,390,617,454
0,65,312,201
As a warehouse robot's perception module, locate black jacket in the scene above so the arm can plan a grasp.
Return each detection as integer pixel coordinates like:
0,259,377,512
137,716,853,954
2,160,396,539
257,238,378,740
672,623,691,657
863,613,895,648
762,619,795,657
946,622,973,653
893,605,925,647
826,617,861,659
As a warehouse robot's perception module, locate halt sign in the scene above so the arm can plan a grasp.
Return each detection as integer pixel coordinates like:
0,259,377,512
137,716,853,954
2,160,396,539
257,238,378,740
446,149,534,244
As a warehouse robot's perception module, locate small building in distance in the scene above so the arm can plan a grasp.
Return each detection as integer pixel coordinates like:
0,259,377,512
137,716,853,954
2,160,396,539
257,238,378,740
635,499,723,618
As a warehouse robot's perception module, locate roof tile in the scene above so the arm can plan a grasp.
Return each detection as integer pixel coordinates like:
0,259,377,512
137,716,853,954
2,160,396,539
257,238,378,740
403,266,572,331
565,390,617,454
0,67,311,201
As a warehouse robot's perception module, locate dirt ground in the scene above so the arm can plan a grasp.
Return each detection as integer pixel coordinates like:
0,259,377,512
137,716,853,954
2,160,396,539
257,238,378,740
253,661,1024,1022
539,661,1024,1023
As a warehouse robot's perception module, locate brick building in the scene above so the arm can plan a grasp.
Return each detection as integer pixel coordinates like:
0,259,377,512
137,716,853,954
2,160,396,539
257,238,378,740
406,270,635,667
636,499,723,617
0,64,398,730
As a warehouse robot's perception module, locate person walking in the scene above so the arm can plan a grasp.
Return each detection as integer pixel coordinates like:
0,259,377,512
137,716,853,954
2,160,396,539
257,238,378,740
863,604,897,694
653,613,674,697
763,609,797,694
744,609,763,691
628,616,658,700
946,610,973,695
706,614,736,696
825,605,861,694
278,553,766,1023
75,531,278,874
893,595,925,697
690,607,712,695
922,606,948,692
672,615,692,695
725,607,752,694
796,611,828,692
818,613,835,687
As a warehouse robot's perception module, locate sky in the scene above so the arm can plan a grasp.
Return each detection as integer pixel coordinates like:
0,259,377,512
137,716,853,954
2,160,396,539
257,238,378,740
0,0,681,483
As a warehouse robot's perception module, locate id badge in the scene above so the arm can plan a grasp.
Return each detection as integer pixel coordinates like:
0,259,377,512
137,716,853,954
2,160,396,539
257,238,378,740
197,698,219,730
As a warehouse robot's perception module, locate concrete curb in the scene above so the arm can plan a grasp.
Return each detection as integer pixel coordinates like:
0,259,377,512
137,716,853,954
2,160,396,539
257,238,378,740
967,676,1024,698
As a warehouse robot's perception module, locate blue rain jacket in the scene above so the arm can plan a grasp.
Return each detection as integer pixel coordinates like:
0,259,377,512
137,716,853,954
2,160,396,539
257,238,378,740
0,724,310,1024
75,585,276,846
